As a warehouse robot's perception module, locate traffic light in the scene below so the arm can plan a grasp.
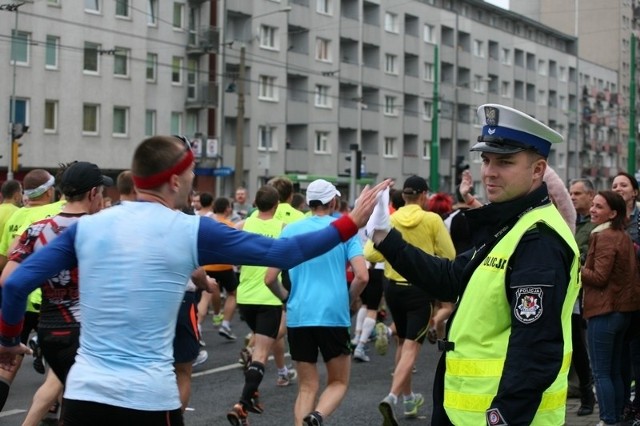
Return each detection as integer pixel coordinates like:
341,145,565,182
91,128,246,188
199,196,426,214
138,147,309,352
345,150,363,179
11,123,28,140
454,155,469,185
11,140,21,173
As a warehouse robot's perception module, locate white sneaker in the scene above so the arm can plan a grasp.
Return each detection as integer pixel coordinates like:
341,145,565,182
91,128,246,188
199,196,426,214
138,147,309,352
192,349,208,367
219,325,237,340
353,346,370,362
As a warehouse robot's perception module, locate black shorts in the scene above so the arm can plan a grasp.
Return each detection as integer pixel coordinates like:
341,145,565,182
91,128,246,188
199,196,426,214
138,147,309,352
384,280,432,343
62,398,183,426
238,304,282,339
288,326,351,363
39,327,80,384
173,292,200,364
360,268,385,309
206,269,238,293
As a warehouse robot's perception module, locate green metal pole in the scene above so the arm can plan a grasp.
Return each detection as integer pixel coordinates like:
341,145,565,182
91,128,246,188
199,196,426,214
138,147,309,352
629,33,636,175
430,45,439,192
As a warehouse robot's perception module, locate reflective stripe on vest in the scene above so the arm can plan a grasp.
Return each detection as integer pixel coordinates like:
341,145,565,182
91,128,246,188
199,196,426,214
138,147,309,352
443,203,580,426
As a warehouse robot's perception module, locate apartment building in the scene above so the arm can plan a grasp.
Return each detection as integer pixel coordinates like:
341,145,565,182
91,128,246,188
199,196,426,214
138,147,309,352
0,0,216,187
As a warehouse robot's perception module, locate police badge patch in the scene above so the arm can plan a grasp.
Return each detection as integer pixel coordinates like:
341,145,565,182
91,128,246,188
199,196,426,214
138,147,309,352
484,106,499,126
514,287,543,324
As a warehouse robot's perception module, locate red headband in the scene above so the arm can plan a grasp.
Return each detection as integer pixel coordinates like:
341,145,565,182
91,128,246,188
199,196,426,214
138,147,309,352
133,149,194,190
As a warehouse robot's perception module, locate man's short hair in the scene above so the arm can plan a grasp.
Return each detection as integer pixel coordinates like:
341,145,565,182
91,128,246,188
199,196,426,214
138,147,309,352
131,136,184,188
117,171,135,196
254,185,279,212
199,192,214,208
24,169,53,191
213,197,231,214
570,178,595,194
267,177,294,203
1,180,21,200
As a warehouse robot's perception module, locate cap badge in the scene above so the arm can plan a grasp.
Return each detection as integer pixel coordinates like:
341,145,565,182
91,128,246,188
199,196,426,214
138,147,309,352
484,106,499,126
488,128,496,135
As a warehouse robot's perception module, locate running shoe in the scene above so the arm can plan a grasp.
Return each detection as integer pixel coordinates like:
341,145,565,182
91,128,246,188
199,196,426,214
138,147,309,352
246,391,264,414
379,395,399,426
192,349,208,367
403,393,424,418
353,346,370,362
212,313,224,327
302,411,323,426
219,324,237,340
226,403,249,426
375,322,389,355
276,369,297,387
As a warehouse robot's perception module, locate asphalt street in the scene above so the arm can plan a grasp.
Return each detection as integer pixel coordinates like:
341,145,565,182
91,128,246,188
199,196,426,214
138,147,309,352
1,313,601,425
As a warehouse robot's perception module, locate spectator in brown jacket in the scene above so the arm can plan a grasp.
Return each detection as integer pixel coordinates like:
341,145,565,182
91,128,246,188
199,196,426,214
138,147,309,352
581,190,640,426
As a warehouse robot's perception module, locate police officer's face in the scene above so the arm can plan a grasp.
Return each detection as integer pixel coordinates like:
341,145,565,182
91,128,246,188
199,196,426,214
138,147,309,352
480,151,545,203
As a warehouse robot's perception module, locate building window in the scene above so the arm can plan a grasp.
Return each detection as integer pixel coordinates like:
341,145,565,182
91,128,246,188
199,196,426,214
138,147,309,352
83,42,100,74
115,0,129,17
114,48,129,77
113,107,129,136
171,112,182,135
187,59,198,100
172,56,183,84
384,54,398,74
147,0,157,25
258,126,276,150
173,2,184,29
538,59,546,76
501,81,511,98
315,38,331,62
500,48,511,65
85,0,100,13
315,131,330,153
423,101,433,120
384,12,399,33
384,96,397,116
44,100,58,133
47,0,60,5
384,137,397,157
186,111,198,136
315,85,330,107
317,0,331,15
259,25,277,49
473,40,484,57
45,35,59,69
11,31,29,65
259,75,277,101
422,140,431,159
146,53,157,82
10,98,29,126
423,24,435,43
424,62,434,81
82,104,99,135
472,75,485,93
559,66,568,82
537,90,546,106
145,110,156,136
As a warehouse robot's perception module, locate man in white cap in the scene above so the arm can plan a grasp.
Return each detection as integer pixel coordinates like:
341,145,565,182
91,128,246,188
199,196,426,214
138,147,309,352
265,179,368,426
367,104,580,425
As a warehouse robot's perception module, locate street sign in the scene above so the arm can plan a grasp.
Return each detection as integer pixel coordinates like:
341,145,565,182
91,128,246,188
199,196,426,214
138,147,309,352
213,166,234,177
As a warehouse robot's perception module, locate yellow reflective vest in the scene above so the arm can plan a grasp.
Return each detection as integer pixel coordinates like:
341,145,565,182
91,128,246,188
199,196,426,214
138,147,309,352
444,204,580,425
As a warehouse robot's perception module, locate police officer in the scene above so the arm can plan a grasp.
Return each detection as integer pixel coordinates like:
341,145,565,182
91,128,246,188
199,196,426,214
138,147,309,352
367,104,580,425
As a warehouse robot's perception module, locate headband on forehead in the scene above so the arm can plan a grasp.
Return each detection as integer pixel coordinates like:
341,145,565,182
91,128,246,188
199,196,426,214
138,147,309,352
23,175,55,199
132,148,194,190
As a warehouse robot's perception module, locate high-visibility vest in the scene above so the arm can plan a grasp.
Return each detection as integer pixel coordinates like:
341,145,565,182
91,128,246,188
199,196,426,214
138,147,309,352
444,203,580,425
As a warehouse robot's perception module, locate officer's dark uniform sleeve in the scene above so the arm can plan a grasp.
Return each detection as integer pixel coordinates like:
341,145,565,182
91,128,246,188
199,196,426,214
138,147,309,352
375,228,470,302
487,224,573,425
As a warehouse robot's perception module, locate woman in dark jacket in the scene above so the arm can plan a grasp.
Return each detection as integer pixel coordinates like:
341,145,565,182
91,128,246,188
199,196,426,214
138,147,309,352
582,190,640,426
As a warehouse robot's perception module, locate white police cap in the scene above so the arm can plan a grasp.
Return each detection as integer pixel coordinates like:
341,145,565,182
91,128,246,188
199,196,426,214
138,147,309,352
471,104,563,157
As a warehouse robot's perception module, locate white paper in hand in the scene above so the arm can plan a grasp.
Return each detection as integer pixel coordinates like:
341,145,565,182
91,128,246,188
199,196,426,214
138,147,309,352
365,187,390,236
